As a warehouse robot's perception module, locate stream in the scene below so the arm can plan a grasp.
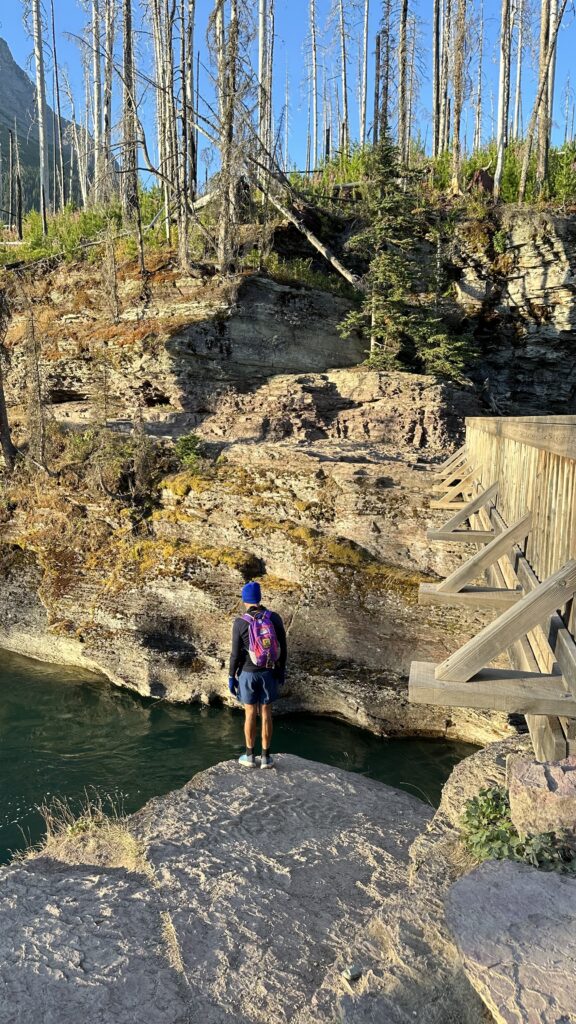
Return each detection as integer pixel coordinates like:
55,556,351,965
0,647,477,862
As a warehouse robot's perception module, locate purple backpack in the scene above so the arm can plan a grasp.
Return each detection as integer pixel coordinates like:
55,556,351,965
242,610,280,669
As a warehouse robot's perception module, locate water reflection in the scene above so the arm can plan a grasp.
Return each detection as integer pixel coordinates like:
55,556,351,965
0,648,477,862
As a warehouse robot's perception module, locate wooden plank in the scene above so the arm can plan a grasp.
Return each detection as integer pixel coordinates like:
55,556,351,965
427,529,495,544
512,635,567,760
465,417,576,461
430,498,468,510
560,718,576,740
439,482,499,534
432,465,475,494
409,661,576,717
486,505,576,700
526,716,568,761
435,444,467,473
436,513,532,594
435,559,576,683
553,628,576,699
419,583,522,610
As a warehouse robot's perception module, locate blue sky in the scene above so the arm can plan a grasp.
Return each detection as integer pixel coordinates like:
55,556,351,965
1,0,575,176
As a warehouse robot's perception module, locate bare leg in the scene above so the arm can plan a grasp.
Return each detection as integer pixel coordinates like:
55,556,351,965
244,704,258,749
261,704,273,751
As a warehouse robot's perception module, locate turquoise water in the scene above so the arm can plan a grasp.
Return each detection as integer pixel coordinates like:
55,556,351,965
0,648,477,862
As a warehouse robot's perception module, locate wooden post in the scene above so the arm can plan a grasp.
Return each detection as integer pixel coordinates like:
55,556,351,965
436,514,531,593
436,560,576,683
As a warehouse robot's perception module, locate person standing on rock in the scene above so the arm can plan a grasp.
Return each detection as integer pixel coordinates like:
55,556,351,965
228,581,287,769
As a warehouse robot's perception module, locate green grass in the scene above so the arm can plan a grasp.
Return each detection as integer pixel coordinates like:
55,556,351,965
241,249,358,299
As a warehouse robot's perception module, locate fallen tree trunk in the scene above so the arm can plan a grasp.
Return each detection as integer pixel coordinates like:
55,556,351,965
257,184,365,292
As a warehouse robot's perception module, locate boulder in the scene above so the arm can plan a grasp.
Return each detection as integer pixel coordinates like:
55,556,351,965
445,858,576,1024
508,754,576,835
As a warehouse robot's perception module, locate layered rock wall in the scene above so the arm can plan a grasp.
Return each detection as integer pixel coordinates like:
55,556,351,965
453,208,576,413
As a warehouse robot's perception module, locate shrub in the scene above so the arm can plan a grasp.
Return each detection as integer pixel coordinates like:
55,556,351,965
461,785,576,874
493,228,508,254
174,433,202,471
24,791,148,872
63,428,99,464
550,142,576,207
24,204,123,261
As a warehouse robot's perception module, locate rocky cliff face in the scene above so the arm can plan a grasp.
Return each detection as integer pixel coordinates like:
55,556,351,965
453,207,576,413
3,264,365,429
0,377,504,744
0,259,511,744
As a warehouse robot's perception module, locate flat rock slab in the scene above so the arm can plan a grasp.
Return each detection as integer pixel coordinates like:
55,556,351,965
0,756,431,1024
445,858,576,1024
133,754,432,1024
0,858,189,1024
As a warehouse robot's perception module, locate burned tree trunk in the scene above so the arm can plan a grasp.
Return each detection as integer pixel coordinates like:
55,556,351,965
0,291,17,474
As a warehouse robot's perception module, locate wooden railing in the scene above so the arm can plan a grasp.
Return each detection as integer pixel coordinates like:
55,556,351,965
466,416,576,602
410,415,576,762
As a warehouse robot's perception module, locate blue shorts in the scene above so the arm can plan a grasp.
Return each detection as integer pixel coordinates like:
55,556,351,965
237,669,278,705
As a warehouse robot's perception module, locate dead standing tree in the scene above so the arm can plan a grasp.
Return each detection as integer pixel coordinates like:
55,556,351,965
451,0,467,192
519,0,569,201
209,0,246,273
20,280,47,471
26,0,50,233
494,0,512,198
121,0,146,274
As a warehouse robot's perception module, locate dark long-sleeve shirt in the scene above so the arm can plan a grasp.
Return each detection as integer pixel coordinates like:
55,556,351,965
229,605,287,677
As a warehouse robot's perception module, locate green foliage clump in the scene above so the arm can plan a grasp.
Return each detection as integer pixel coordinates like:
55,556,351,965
53,425,168,507
243,249,357,299
290,143,374,198
63,427,99,463
431,142,539,204
174,433,202,472
24,204,123,261
461,785,576,874
493,228,508,254
549,142,576,207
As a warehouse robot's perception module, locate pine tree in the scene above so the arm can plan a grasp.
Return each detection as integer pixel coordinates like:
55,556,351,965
339,142,471,378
